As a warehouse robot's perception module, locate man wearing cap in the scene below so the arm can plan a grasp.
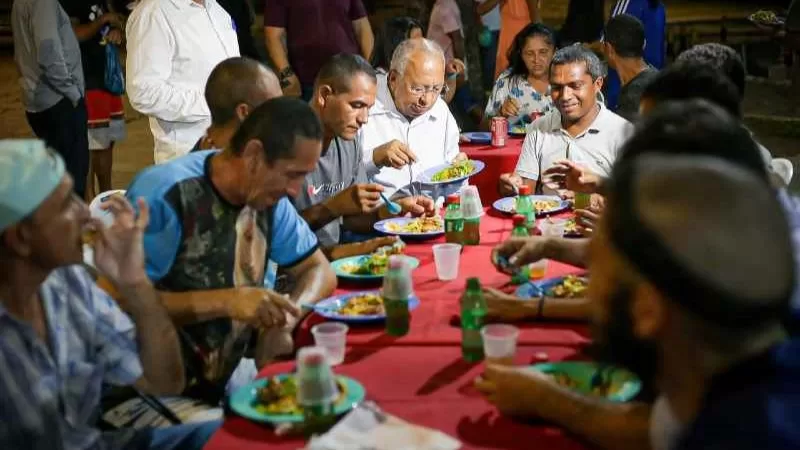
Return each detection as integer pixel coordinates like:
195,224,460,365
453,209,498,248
0,140,220,448
125,97,336,404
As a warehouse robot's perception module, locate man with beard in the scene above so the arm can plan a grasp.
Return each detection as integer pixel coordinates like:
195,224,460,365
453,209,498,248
476,100,789,450
498,45,633,197
296,54,435,257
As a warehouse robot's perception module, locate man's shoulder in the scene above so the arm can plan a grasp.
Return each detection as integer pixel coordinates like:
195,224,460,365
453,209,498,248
597,107,634,135
127,151,213,201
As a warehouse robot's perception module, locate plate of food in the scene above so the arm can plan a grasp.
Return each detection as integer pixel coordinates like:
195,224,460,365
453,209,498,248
492,195,570,216
313,291,421,323
509,124,527,136
374,216,445,238
332,254,420,280
515,274,589,299
461,132,492,144
419,160,485,185
749,10,785,28
531,362,641,402
229,373,366,424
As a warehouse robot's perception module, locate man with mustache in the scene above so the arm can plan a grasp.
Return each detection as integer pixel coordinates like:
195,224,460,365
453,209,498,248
498,45,633,197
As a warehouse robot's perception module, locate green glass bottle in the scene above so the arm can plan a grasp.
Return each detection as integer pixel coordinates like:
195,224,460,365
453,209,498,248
461,278,487,362
515,185,535,229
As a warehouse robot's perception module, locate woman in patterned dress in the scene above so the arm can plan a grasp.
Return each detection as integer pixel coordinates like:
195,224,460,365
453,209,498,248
484,23,556,131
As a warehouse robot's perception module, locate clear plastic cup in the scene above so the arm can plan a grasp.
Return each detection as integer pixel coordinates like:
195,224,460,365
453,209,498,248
433,243,462,281
461,185,483,218
540,218,567,238
481,324,520,365
529,259,549,280
296,346,339,406
311,323,349,366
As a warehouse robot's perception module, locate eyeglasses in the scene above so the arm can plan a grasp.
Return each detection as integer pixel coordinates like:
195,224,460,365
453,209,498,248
406,82,447,97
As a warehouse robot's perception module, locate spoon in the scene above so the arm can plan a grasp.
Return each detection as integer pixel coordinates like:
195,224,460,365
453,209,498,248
380,192,402,215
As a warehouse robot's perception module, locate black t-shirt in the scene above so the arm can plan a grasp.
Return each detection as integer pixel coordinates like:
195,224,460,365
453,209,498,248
60,0,110,91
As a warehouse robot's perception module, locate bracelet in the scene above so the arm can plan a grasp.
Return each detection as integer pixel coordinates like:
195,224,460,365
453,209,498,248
278,66,294,80
536,295,546,320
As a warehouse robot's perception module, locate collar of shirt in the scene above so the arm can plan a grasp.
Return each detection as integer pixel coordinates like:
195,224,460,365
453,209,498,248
371,73,445,127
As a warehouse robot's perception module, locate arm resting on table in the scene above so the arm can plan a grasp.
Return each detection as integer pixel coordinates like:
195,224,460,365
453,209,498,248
543,237,589,269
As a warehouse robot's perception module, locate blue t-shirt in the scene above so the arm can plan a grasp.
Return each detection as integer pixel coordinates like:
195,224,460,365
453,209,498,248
125,150,318,400
606,0,666,110
677,339,800,450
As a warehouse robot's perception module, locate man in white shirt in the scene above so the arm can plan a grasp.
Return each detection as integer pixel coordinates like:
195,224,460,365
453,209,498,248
126,0,240,163
360,38,467,198
499,45,633,196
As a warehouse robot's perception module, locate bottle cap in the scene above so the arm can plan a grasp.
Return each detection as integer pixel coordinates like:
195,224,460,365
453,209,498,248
518,185,531,196
466,277,481,290
512,214,526,226
446,194,460,205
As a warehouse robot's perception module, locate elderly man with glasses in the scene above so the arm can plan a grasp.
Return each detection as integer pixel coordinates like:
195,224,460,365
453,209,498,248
360,37,468,199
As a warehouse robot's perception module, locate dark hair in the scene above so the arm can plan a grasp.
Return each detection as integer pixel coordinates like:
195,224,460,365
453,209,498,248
205,57,276,125
371,16,423,70
230,97,323,163
505,23,557,78
315,53,377,93
642,62,742,118
605,14,646,59
550,44,605,80
617,99,767,181
676,43,746,97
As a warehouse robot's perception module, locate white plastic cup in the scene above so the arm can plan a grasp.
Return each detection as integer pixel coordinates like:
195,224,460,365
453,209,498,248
89,189,126,228
311,323,349,366
540,218,567,238
433,243,462,281
461,185,483,218
481,324,520,365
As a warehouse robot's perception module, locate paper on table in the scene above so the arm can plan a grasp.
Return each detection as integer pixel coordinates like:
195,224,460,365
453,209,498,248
305,401,461,450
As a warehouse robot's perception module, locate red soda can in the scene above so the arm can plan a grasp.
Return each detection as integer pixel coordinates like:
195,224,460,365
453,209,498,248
491,117,508,147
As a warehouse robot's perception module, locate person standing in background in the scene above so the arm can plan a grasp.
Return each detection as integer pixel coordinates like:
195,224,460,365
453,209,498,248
264,0,374,101
62,0,126,200
218,0,260,60
12,0,90,199
559,0,606,46
126,0,239,164
494,0,541,78
603,14,658,121
475,0,502,90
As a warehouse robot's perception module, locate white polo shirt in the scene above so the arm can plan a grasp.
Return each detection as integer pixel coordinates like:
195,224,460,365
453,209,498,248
360,73,461,197
126,0,239,164
515,105,633,188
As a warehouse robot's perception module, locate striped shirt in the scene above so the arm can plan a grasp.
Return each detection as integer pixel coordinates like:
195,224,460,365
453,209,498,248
0,266,142,449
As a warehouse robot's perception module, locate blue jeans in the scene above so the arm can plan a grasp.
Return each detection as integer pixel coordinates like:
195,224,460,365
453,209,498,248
143,420,221,450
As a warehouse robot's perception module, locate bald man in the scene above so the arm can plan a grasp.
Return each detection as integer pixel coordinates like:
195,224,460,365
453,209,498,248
192,57,282,152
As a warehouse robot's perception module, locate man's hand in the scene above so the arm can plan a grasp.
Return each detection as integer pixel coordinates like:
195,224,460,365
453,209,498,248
498,172,523,197
543,160,602,194
328,236,399,260
328,183,384,217
92,195,150,288
484,288,535,321
446,58,466,78
100,12,124,28
475,364,554,417
394,195,435,217
282,73,302,97
105,28,124,45
492,236,549,272
453,152,469,163
499,98,521,118
373,140,417,169
227,288,300,329
575,207,601,237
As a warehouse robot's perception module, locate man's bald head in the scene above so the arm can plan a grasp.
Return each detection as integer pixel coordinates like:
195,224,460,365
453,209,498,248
205,57,281,126
387,38,446,119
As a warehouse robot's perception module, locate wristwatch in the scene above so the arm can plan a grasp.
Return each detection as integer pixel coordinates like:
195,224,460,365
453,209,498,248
278,67,295,88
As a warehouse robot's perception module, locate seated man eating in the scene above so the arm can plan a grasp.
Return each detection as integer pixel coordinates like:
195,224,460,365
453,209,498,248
0,140,218,449
125,98,336,404
298,53,435,257
360,37,468,198
499,45,633,197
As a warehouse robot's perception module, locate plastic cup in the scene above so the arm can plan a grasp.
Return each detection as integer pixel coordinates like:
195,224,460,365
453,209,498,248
311,323,349,366
481,324,520,365
540,218,567,238
461,185,483,218
529,259,548,280
433,243,462,281
296,346,339,406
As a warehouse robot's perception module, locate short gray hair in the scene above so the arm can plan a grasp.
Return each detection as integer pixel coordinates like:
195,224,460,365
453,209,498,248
389,38,446,76
550,44,606,80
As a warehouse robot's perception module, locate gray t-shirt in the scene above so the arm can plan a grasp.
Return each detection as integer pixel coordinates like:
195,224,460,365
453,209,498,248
616,66,659,122
293,137,368,247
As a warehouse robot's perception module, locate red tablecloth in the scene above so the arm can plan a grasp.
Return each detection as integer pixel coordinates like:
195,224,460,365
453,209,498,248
205,346,589,450
462,137,525,205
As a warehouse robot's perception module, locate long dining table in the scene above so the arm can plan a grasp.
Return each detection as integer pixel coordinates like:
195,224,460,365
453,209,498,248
204,207,591,450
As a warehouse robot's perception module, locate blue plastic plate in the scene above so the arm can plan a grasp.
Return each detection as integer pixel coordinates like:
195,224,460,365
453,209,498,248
373,217,444,238
492,195,569,215
514,274,589,299
313,290,420,323
331,255,420,281
229,374,366,424
530,362,641,402
418,160,486,185
461,131,492,144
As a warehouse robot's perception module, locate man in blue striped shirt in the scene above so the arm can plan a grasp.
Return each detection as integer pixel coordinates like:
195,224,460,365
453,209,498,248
0,140,219,449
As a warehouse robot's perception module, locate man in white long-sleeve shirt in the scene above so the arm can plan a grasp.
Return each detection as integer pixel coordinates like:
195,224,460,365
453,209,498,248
126,0,240,163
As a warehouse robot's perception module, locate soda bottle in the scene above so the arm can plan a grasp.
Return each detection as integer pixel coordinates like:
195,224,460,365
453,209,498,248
515,185,535,229
296,347,338,435
511,214,529,237
383,256,412,336
461,278,487,362
444,194,464,244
